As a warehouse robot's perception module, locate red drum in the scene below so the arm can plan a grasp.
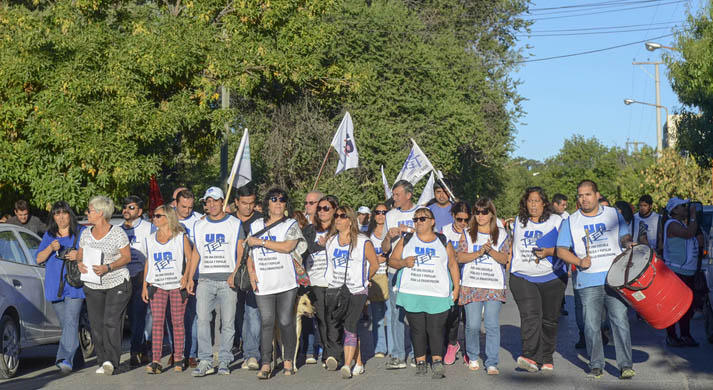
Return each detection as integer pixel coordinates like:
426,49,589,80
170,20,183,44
606,245,692,330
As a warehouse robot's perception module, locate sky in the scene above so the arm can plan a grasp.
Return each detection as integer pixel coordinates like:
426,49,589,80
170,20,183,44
512,0,706,162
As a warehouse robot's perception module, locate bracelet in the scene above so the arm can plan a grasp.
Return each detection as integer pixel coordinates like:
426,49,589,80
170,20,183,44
262,239,266,247
106,263,111,272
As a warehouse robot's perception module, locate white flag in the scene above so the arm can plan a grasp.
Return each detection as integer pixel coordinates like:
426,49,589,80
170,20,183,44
228,128,252,189
417,171,435,206
381,165,392,200
331,112,359,174
395,139,434,185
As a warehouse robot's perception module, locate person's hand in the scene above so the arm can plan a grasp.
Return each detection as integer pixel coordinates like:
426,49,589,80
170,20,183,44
180,276,188,290
388,227,401,239
66,250,79,261
377,254,387,264
249,271,259,292
247,236,262,247
404,256,416,268
482,240,493,255
452,287,460,302
186,279,195,295
398,225,412,234
92,264,110,276
78,261,88,274
579,255,592,270
317,235,327,246
142,286,149,303
49,240,61,252
625,241,638,249
227,273,236,289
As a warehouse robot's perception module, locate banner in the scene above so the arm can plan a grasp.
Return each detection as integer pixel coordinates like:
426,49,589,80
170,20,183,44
416,171,435,206
395,139,434,185
228,128,252,189
331,112,359,174
381,165,392,200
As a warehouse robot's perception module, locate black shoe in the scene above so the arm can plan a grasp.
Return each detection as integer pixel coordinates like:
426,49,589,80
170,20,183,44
666,335,685,347
560,308,569,316
575,336,586,349
680,335,700,347
130,353,141,368
601,330,609,346
587,368,603,379
415,361,428,377
431,360,445,379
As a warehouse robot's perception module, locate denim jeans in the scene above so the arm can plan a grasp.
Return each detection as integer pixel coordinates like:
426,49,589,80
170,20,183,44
578,285,632,370
184,294,198,358
52,297,84,368
370,300,388,354
464,300,502,367
241,290,261,361
129,273,148,354
300,317,320,356
196,279,237,364
387,272,411,359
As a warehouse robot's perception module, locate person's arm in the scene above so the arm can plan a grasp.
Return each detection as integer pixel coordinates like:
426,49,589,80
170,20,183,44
556,247,591,269
668,211,698,239
36,233,59,264
141,258,150,303
365,241,379,280
93,244,131,276
388,236,415,269
247,255,258,292
446,243,460,301
486,240,509,265
246,236,298,253
185,246,199,294
181,234,192,291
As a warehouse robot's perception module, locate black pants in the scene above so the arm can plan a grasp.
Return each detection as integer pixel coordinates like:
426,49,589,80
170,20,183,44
84,280,132,368
255,287,298,365
406,310,449,358
510,274,566,364
343,294,367,334
310,286,328,360
324,288,345,363
667,273,696,338
444,305,461,345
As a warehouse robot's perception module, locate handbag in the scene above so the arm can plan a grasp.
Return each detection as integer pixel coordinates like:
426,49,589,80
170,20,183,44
57,231,83,296
328,244,351,322
233,217,289,292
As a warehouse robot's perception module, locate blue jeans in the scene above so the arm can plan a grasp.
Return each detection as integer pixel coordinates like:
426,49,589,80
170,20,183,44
241,290,261,361
300,317,319,356
464,300,502,367
52,298,84,368
129,273,148,354
184,294,198,358
578,285,632,370
196,279,237,364
370,300,388,354
387,272,411,359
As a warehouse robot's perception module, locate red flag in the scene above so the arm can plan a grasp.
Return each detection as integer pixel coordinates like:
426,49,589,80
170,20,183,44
148,175,164,217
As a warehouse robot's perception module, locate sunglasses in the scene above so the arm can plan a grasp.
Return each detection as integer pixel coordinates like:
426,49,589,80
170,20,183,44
474,209,490,215
373,210,387,215
270,196,287,203
317,206,332,212
412,216,431,223
335,213,349,219
304,201,317,206
153,214,166,219
455,217,470,223
123,205,137,210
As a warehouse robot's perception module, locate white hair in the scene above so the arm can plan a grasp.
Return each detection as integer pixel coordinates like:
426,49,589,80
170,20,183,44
88,196,114,221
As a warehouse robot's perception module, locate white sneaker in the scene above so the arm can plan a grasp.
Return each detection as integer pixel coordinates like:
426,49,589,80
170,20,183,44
95,366,105,375
468,360,481,371
352,364,365,376
102,361,114,376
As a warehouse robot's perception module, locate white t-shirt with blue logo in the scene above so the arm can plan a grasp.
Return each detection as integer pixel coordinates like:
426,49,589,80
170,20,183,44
122,218,155,277
325,233,370,294
384,205,418,274
179,211,203,243
510,215,565,283
146,233,186,290
192,215,242,279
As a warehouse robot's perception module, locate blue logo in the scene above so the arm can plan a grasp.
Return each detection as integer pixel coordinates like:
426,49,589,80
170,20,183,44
471,244,493,265
204,233,226,254
521,230,542,249
581,223,608,246
414,247,436,266
259,235,277,254
332,248,349,268
398,220,414,228
375,247,383,255
153,252,174,272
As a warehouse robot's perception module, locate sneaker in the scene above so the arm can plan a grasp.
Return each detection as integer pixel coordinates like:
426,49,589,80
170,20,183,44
326,356,339,371
57,361,72,374
305,354,318,364
217,361,230,375
680,335,700,347
246,357,260,370
486,366,499,375
102,361,114,376
587,367,603,379
147,362,162,374
130,353,141,368
415,361,428,377
516,356,538,373
95,366,104,375
341,365,352,379
666,335,685,347
374,352,386,358
620,367,636,379
444,342,460,365
468,359,481,371
191,361,214,377
431,360,445,379
352,364,365,376
409,357,416,368
575,335,586,349
385,357,407,370
541,363,554,372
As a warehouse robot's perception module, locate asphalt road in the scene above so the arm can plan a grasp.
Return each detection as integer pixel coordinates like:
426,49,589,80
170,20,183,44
3,280,713,390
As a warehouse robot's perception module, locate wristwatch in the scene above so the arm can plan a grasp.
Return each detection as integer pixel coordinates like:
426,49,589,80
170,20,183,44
262,239,266,247
106,263,111,272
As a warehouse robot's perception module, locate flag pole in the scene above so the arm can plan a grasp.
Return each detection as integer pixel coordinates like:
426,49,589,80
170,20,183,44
223,129,248,212
409,138,457,201
312,148,332,191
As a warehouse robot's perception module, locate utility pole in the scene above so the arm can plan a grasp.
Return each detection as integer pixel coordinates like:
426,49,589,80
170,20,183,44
632,61,663,157
625,139,646,153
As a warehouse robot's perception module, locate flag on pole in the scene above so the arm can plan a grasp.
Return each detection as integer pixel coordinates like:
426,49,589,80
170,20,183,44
227,128,252,189
331,112,359,174
417,171,435,206
395,139,434,185
148,175,164,218
381,165,392,200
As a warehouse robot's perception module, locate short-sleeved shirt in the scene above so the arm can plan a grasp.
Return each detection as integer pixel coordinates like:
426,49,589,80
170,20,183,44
80,225,130,290
428,203,453,233
38,228,87,301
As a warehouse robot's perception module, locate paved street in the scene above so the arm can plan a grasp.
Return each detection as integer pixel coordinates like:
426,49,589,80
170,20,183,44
3,280,713,390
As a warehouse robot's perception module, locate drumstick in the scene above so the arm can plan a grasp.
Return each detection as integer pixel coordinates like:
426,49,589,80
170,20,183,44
584,227,591,258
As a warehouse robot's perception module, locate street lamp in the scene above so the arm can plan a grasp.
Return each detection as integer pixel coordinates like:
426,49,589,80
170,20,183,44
645,42,679,52
623,99,669,156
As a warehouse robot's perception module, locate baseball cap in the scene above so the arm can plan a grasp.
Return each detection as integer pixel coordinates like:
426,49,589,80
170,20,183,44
357,206,371,214
665,197,687,213
200,186,224,201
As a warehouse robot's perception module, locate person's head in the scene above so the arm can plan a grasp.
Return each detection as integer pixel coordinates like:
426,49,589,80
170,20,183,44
450,201,471,232
638,194,654,216
152,205,184,238
666,197,689,221
470,197,500,244
234,185,257,219
293,210,308,229
330,205,361,249
171,187,188,208
598,196,610,207
175,189,195,220
412,207,436,235
367,203,389,235
200,186,225,219
122,195,144,223
47,201,78,238
518,187,552,227
87,196,114,224
13,200,29,224
357,206,370,225
304,191,323,217
263,187,289,220
552,193,568,215
315,196,338,232
614,201,634,224
433,182,450,206
392,180,414,209
576,180,601,214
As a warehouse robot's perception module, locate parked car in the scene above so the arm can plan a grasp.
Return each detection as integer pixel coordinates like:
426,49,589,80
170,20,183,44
0,224,93,379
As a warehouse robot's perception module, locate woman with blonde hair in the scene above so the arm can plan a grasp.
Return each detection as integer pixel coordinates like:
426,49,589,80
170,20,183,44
142,205,193,373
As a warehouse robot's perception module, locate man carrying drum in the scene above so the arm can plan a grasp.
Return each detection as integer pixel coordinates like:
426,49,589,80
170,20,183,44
556,180,637,380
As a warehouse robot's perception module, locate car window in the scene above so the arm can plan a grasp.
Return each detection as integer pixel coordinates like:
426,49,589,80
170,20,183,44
19,232,41,266
0,231,28,264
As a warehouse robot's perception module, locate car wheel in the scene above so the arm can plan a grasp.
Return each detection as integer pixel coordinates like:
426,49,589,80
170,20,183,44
78,309,94,359
0,315,20,379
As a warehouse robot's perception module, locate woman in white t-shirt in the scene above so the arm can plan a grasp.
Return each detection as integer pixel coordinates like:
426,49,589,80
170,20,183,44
366,203,389,358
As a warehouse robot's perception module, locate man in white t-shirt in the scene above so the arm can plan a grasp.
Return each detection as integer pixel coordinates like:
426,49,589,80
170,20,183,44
633,194,659,250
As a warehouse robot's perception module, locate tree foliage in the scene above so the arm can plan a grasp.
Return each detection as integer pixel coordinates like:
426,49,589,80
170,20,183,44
642,148,711,208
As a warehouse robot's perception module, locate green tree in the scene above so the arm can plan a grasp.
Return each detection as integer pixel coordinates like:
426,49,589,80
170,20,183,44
642,148,711,208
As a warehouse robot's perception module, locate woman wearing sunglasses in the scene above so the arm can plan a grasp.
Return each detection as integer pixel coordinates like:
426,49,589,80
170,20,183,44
509,187,565,373
302,195,338,366
366,203,390,359
457,198,508,374
141,205,192,374
246,188,307,378
324,206,379,378
390,207,459,379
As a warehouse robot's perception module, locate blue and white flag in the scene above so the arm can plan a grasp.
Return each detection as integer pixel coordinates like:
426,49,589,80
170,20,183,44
228,128,252,189
417,171,435,206
331,112,359,174
395,139,434,185
381,165,392,200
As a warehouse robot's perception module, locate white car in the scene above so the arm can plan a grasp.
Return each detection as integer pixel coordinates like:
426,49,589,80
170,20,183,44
0,224,93,379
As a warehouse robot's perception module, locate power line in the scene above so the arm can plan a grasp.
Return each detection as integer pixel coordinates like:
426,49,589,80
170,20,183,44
519,33,675,63
528,20,682,33
521,26,679,37
530,0,665,12
525,0,686,21
529,0,669,15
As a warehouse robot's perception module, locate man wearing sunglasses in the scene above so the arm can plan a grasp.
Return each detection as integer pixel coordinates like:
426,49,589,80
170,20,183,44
121,195,157,367
304,191,324,224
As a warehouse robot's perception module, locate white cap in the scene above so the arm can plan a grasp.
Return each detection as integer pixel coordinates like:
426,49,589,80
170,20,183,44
357,206,371,214
200,186,224,201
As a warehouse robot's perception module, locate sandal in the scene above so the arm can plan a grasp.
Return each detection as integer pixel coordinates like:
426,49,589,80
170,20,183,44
257,369,271,380
283,368,295,376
